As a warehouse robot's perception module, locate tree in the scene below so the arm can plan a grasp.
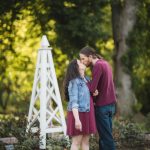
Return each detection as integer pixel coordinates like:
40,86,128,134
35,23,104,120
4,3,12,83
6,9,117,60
111,0,138,115
45,0,111,57
0,0,26,111
1,0,149,115
127,0,150,115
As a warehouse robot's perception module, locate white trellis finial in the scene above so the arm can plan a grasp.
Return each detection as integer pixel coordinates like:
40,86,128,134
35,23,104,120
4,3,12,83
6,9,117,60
41,35,50,48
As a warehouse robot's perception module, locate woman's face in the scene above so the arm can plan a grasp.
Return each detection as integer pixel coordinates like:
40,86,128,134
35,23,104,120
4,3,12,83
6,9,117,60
77,59,86,73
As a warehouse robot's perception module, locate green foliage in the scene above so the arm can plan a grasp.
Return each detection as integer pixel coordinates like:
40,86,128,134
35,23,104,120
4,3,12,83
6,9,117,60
0,1,68,112
0,0,149,115
0,114,150,149
145,112,150,131
88,135,99,150
113,117,150,149
132,102,143,113
0,0,113,113
127,0,150,115
46,0,112,57
47,135,71,149
0,114,39,150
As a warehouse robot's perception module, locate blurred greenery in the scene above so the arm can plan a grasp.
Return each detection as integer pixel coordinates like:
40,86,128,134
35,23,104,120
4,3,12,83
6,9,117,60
0,0,149,117
127,0,150,115
0,113,39,149
0,114,150,149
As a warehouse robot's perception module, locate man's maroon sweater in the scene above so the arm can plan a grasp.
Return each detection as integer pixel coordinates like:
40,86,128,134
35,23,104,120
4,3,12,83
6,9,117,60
87,59,116,106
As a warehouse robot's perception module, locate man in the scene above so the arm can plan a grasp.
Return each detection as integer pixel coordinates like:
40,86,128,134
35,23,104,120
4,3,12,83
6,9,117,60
79,46,116,150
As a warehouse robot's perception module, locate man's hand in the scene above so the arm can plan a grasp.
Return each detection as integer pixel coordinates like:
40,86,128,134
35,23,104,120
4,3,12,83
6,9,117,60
93,89,99,96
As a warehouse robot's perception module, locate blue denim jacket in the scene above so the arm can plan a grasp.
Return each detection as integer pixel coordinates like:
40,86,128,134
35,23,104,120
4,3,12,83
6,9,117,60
67,77,90,112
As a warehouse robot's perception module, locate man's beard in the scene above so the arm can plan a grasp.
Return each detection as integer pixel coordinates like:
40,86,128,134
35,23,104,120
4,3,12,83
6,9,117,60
86,62,93,70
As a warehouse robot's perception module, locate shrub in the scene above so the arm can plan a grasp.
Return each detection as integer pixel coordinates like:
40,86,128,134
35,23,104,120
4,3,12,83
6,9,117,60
0,114,150,149
145,112,150,132
0,113,39,150
113,117,150,149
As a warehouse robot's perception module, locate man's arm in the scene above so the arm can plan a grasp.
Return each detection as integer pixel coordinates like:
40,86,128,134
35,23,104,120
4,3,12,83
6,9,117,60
87,63,102,93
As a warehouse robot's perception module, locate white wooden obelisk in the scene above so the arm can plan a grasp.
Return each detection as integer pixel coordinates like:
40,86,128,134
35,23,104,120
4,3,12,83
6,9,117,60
27,35,66,149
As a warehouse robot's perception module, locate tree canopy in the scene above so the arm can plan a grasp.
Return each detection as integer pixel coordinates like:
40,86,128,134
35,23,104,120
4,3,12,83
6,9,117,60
0,0,149,115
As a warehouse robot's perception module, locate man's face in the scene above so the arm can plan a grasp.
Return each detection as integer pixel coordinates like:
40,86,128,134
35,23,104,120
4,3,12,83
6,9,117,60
79,53,92,67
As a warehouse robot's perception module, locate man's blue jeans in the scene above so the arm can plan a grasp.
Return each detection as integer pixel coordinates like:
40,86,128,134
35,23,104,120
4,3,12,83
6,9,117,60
95,104,116,150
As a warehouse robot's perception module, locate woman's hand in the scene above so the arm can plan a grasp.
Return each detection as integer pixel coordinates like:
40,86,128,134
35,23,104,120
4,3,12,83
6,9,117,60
75,119,82,131
93,89,99,96
72,108,82,131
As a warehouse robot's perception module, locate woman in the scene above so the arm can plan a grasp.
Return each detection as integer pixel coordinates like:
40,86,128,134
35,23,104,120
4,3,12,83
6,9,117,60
64,59,97,150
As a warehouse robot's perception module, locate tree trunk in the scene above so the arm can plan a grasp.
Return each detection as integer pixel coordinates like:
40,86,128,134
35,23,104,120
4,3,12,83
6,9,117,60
111,0,138,115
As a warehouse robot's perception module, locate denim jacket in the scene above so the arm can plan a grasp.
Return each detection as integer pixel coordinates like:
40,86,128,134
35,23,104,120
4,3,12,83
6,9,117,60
67,77,90,112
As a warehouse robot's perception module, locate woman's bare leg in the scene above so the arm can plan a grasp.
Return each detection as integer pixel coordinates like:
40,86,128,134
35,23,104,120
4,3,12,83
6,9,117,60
81,135,89,150
71,135,83,150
